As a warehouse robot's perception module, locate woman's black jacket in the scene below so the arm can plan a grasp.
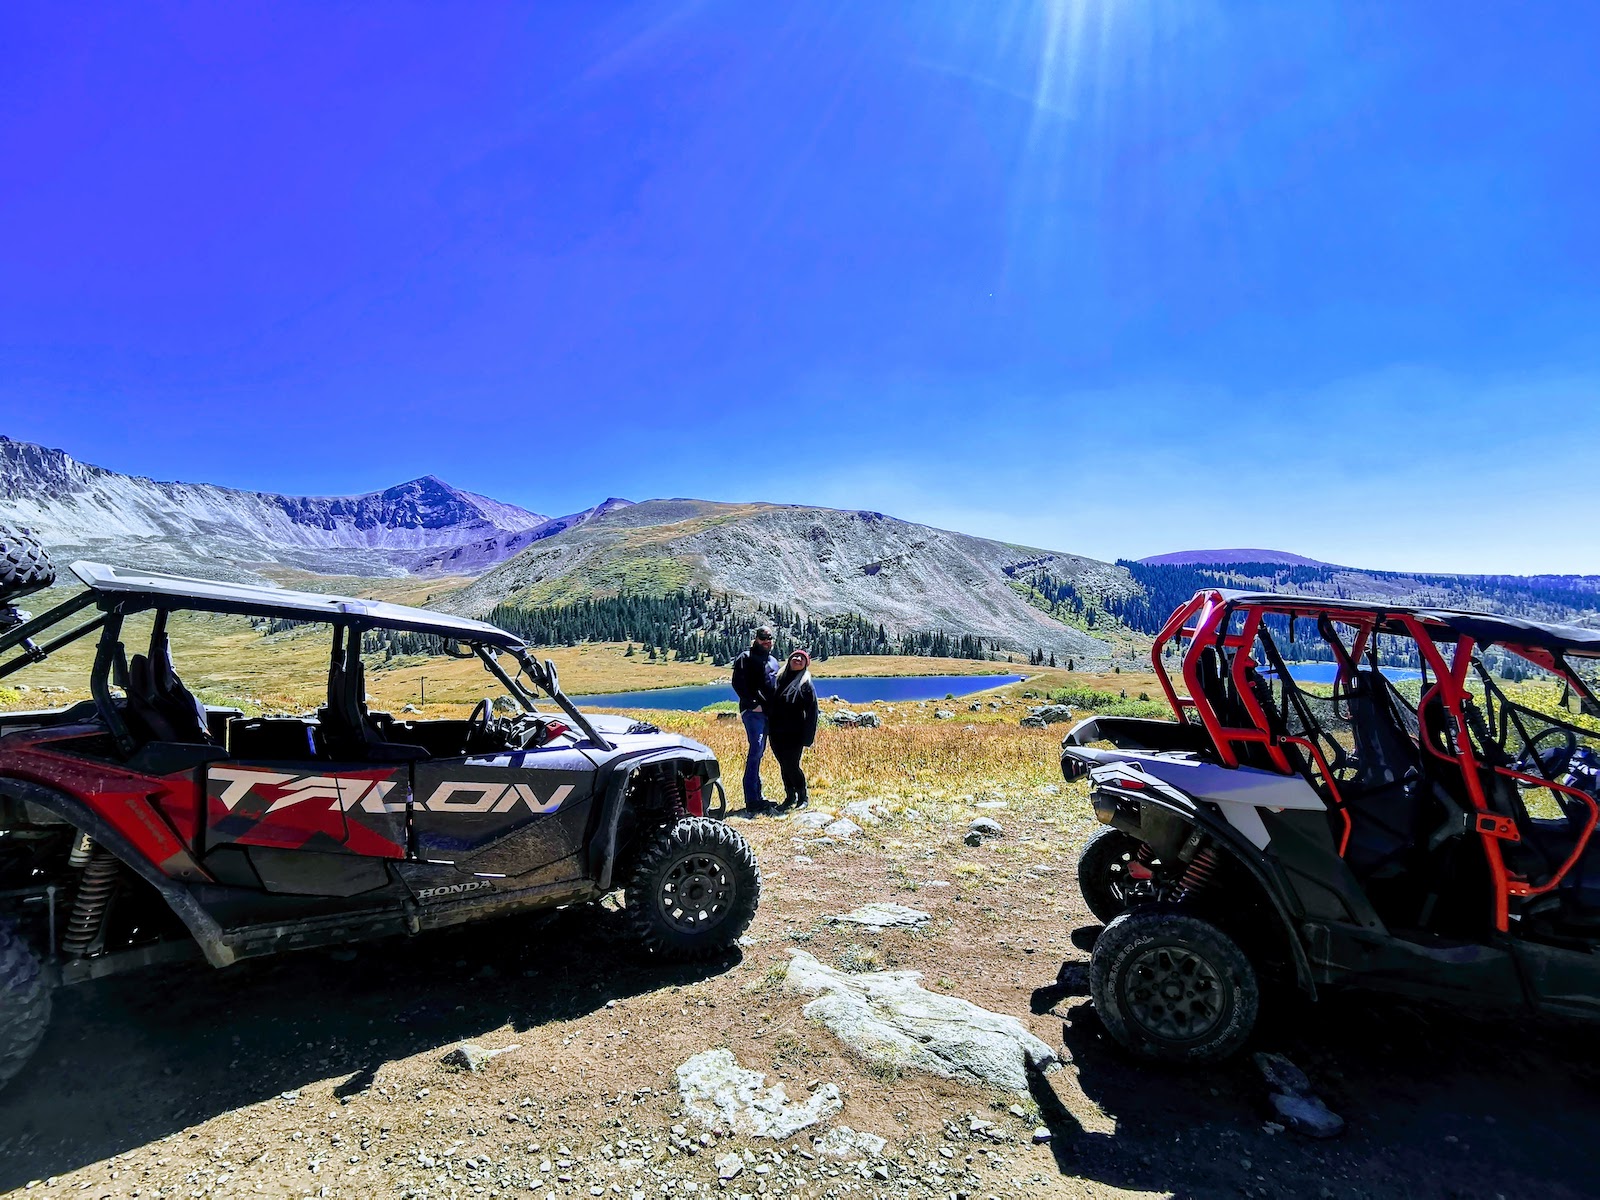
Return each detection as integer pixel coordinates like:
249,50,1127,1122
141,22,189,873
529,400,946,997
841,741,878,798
767,676,818,747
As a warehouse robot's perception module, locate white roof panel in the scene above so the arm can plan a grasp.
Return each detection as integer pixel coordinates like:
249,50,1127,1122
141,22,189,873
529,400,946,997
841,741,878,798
69,561,522,649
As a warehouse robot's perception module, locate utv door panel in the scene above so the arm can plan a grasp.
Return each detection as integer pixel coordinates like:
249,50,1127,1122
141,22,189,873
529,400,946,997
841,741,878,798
412,753,597,879
1310,922,1525,1004
241,846,393,897
203,762,408,858
1513,938,1600,1017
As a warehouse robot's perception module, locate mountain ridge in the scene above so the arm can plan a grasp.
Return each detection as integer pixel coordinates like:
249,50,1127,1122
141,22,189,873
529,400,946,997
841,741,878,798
1139,548,1336,568
444,498,1129,661
7,435,1600,661
0,435,560,579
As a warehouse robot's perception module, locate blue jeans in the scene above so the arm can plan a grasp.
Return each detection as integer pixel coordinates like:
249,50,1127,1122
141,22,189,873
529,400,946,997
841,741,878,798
741,710,768,808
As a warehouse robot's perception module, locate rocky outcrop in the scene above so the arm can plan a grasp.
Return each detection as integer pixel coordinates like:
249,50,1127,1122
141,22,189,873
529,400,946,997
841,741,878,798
828,710,881,728
675,1049,842,1138
1025,705,1075,725
828,903,931,930
782,952,1059,1093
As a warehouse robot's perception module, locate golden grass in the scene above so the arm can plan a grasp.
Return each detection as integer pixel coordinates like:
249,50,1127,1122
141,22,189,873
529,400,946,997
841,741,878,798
626,702,1091,829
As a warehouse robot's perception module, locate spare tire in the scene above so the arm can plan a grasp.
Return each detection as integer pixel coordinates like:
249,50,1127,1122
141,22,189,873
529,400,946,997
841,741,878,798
0,525,55,604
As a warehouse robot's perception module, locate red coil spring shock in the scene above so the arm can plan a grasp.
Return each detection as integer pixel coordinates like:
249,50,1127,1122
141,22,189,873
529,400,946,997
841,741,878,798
669,774,688,819
1176,845,1222,901
1128,841,1157,881
63,850,120,958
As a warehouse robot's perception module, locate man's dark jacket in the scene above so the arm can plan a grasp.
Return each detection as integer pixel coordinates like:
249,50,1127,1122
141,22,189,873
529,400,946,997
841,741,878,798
730,646,779,713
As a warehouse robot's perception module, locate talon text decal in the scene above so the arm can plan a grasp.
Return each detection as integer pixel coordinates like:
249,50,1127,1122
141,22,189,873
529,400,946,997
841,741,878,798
209,767,403,814
420,781,574,815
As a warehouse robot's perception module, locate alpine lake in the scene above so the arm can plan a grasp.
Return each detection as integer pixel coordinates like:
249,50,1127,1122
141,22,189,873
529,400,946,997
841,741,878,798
571,673,1025,712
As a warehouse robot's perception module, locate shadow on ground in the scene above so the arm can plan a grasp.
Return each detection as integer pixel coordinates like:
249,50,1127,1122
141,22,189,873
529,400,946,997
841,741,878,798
0,904,738,1191
1021,927,1600,1199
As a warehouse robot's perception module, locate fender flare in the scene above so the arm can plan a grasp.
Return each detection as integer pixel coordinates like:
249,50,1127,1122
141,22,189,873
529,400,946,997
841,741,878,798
1129,790,1319,999
0,776,235,967
587,748,720,891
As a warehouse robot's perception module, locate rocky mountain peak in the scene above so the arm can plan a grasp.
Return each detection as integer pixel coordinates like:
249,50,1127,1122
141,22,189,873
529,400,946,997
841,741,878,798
0,435,553,580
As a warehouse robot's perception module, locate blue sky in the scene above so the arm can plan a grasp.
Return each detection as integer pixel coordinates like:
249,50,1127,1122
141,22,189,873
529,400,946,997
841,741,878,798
2,3,1597,573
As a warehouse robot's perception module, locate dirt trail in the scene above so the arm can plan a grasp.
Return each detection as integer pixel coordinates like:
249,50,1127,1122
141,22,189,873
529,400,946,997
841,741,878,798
3,800,1598,1199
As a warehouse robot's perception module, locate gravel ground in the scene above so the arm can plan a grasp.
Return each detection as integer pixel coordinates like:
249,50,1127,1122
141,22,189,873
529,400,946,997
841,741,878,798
3,794,1599,1200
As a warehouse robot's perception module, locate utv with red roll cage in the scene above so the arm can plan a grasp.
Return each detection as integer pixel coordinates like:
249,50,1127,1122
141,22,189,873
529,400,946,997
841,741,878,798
0,537,758,1091
1061,588,1600,1062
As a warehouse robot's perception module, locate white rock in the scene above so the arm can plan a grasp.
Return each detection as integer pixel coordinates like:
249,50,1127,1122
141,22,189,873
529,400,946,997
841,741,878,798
782,952,1059,1093
675,1049,842,1139
967,817,1004,839
828,903,930,931
824,819,863,839
934,709,955,720
715,1152,744,1180
1269,1091,1346,1139
1253,1051,1312,1096
441,1042,519,1072
840,800,883,825
814,1126,887,1161
792,811,836,830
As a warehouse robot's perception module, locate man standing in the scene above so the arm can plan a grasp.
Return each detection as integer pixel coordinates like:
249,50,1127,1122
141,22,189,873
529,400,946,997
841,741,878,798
730,627,779,815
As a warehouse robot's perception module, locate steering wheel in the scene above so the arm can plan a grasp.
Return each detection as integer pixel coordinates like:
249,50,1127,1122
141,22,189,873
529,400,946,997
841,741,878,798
464,698,494,751
1512,725,1579,782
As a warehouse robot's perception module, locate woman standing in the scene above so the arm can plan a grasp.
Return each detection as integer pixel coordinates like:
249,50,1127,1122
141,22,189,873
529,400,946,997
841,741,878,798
767,648,818,810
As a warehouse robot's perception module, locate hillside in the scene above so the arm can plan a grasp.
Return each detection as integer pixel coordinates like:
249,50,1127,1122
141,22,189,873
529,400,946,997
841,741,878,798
1139,548,1334,568
0,435,585,580
1114,557,1600,634
445,499,1128,662
12,431,1600,668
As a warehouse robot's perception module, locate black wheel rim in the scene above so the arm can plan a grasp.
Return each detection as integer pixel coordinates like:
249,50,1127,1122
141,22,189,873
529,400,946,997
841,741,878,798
1121,943,1228,1044
656,851,735,933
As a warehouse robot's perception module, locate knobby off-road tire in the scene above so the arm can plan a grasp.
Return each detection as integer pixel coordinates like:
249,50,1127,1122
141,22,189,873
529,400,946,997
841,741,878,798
1089,905,1258,1064
624,817,760,960
0,922,52,1092
0,525,55,605
1077,827,1145,925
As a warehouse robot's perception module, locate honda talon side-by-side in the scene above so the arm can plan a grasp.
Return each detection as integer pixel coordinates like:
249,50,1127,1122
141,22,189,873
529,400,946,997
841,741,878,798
0,526,759,1090
1063,588,1600,1062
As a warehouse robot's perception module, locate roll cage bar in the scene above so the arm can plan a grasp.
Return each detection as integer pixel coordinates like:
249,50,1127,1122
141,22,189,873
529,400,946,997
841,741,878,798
1151,589,1600,932
0,570,612,753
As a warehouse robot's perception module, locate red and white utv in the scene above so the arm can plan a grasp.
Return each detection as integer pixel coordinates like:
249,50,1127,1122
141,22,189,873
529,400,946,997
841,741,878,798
1063,589,1600,1061
0,532,758,1092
